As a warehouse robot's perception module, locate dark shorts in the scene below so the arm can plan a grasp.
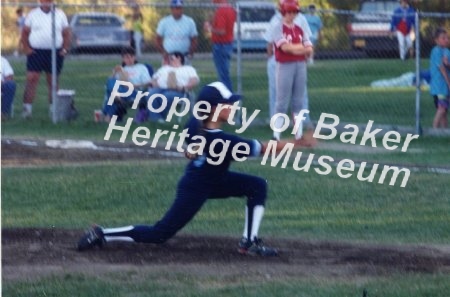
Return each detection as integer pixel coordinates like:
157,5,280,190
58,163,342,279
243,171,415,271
433,95,450,110
26,48,64,74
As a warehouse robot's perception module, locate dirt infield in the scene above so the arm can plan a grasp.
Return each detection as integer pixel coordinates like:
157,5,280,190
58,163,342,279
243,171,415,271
2,138,450,282
1,138,179,167
2,228,450,282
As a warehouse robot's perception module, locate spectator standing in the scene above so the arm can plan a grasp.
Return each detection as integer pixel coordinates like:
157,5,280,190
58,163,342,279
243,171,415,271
131,8,144,57
304,4,322,64
264,8,311,119
429,28,450,128
390,0,415,60
265,1,315,145
1,56,17,120
204,0,236,91
14,7,26,57
21,0,71,119
156,0,198,65
270,0,313,141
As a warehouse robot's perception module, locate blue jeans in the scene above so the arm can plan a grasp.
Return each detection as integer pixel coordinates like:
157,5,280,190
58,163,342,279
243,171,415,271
103,78,137,119
1,80,16,117
213,43,233,91
145,88,184,122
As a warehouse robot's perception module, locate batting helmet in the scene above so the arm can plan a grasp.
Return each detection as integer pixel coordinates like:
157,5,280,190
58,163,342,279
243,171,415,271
279,0,300,15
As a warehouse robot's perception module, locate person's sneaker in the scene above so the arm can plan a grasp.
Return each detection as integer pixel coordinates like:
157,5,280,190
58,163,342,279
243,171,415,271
238,237,279,256
77,225,105,251
238,237,253,254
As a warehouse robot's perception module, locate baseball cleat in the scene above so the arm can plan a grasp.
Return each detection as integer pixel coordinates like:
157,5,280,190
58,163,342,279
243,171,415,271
238,237,252,254
238,237,279,257
77,225,105,251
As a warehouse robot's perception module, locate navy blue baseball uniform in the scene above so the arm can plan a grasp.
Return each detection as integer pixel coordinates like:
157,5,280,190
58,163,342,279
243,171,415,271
78,82,279,256
115,116,265,243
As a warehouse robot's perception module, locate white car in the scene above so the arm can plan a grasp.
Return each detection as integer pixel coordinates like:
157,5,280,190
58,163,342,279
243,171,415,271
234,2,276,52
347,0,402,56
70,12,131,53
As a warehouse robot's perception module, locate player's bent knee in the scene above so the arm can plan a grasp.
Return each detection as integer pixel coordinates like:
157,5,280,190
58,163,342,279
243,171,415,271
246,177,267,206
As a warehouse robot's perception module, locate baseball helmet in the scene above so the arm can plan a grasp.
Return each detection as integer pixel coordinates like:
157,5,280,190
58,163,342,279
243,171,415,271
279,0,300,15
197,82,241,106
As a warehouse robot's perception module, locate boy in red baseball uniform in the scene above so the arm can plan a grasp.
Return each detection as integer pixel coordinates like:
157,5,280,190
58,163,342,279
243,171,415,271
271,0,313,141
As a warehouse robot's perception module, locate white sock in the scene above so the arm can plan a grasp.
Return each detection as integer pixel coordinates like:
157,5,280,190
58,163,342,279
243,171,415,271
250,205,265,241
295,119,303,140
23,103,32,113
104,236,134,243
103,225,135,243
242,206,249,239
293,112,304,140
273,116,284,140
103,225,134,234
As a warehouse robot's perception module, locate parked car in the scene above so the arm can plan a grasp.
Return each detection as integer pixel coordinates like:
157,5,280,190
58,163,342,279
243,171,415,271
70,12,131,53
233,2,276,52
347,0,402,56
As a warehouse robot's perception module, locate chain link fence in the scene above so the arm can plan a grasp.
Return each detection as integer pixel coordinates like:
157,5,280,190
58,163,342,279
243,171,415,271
1,2,449,133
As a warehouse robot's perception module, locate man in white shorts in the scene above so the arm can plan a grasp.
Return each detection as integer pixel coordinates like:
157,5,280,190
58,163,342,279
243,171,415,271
21,0,71,118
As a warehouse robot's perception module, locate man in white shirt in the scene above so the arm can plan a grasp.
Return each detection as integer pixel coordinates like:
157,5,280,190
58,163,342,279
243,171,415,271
21,0,71,119
1,56,16,120
156,0,198,64
137,51,199,123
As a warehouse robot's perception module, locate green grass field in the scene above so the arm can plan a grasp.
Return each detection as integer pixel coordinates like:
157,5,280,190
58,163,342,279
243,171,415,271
4,273,450,297
2,159,450,296
3,56,437,138
3,160,450,243
2,56,449,296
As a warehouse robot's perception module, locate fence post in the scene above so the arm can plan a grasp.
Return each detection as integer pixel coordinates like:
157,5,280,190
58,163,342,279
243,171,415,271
51,3,58,124
235,2,242,125
414,11,422,135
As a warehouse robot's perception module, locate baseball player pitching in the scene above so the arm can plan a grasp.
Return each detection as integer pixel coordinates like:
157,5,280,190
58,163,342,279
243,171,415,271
77,82,305,256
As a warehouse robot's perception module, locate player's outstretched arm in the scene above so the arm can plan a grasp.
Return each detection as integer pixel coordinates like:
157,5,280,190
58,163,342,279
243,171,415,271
260,138,314,155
